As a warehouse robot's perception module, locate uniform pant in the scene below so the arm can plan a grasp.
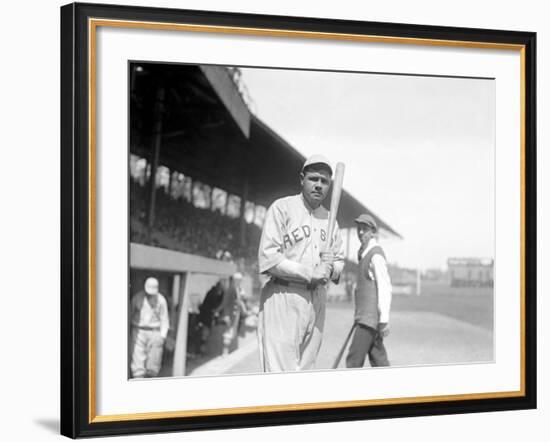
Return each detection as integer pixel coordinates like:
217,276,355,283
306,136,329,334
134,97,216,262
130,328,164,378
258,280,326,372
346,323,389,368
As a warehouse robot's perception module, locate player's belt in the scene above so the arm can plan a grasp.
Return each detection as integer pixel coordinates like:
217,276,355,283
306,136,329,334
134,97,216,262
133,325,161,331
271,277,316,291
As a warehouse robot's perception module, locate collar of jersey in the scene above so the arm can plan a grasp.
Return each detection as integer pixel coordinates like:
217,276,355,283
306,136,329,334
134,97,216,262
299,193,324,214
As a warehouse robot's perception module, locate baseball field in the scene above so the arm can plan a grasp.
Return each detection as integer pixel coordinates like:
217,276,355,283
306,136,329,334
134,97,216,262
189,282,494,376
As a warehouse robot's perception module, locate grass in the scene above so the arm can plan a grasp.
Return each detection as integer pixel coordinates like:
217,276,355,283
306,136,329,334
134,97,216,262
392,282,494,331
329,282,494,331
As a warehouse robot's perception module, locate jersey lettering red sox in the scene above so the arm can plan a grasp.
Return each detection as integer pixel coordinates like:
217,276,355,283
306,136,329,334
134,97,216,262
258,194,344,280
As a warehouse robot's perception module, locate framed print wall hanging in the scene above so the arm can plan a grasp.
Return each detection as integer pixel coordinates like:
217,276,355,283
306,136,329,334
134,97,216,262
60,2,536,438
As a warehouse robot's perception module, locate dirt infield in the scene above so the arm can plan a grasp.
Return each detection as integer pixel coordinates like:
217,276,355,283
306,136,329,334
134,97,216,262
323,308,493,370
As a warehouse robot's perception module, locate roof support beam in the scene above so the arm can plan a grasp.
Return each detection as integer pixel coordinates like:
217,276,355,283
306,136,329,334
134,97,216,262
200,66,250,138
146,86,165,234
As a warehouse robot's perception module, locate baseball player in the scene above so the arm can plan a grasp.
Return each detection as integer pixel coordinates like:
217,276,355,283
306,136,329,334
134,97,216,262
257,154,345,372
346,214,392,368
130,277,170,378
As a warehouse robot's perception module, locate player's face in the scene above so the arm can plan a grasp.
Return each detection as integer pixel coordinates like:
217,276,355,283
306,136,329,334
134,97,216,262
357,224,374,245
300,169,331,208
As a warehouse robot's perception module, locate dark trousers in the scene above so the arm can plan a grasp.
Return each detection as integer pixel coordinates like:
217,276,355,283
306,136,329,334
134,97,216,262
346,323,390,368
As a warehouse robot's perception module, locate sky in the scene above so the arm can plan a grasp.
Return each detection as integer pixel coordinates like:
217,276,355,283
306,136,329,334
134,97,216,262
239,67,495,270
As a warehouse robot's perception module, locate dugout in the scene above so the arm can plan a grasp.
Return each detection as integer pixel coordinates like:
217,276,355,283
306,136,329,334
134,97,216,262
130,244,237,376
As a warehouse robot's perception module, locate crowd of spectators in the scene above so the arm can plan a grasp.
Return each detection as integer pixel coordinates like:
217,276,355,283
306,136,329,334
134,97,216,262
130,181,261,268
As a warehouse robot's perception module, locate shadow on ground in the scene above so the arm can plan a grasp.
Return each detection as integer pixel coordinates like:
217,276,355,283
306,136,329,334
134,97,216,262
34,418,59,434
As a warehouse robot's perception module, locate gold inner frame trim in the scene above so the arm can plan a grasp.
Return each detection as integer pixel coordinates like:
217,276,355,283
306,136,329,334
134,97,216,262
90,18,525,50
91,390,524,423
88,17,527,424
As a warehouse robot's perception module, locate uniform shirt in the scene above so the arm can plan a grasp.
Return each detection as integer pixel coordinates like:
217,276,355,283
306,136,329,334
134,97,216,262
359,239,392,323
131,292,170,339
258,194,344,283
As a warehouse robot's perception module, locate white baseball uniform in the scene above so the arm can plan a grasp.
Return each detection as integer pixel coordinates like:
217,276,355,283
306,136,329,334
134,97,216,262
257,193,345,372
130,291,170,378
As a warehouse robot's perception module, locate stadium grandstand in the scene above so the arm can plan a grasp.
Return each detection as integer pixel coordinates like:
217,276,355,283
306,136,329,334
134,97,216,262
128,62,401,376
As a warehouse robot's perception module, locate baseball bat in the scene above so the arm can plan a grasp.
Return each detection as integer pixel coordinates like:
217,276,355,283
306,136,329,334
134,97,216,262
324,162,345,252
332,322,356,369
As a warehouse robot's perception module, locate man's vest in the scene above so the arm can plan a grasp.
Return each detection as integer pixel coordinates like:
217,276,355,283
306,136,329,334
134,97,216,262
354,245,386,329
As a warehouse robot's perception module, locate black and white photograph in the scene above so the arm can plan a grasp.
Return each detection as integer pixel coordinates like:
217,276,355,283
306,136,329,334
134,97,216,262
128,62,495,379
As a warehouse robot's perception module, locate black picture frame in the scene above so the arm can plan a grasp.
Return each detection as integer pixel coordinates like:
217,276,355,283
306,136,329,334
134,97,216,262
60,2,537,438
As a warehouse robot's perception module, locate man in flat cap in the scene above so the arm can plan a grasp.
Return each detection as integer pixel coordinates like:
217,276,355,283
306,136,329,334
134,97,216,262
257,154,345,372
346,214,392,368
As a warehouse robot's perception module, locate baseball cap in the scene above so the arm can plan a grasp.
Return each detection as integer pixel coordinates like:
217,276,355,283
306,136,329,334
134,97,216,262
301,154,333,176
354,214,378,231
144,277,159,295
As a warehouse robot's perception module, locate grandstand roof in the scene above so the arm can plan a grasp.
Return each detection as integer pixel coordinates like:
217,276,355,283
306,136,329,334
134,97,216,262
130,62,401,238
